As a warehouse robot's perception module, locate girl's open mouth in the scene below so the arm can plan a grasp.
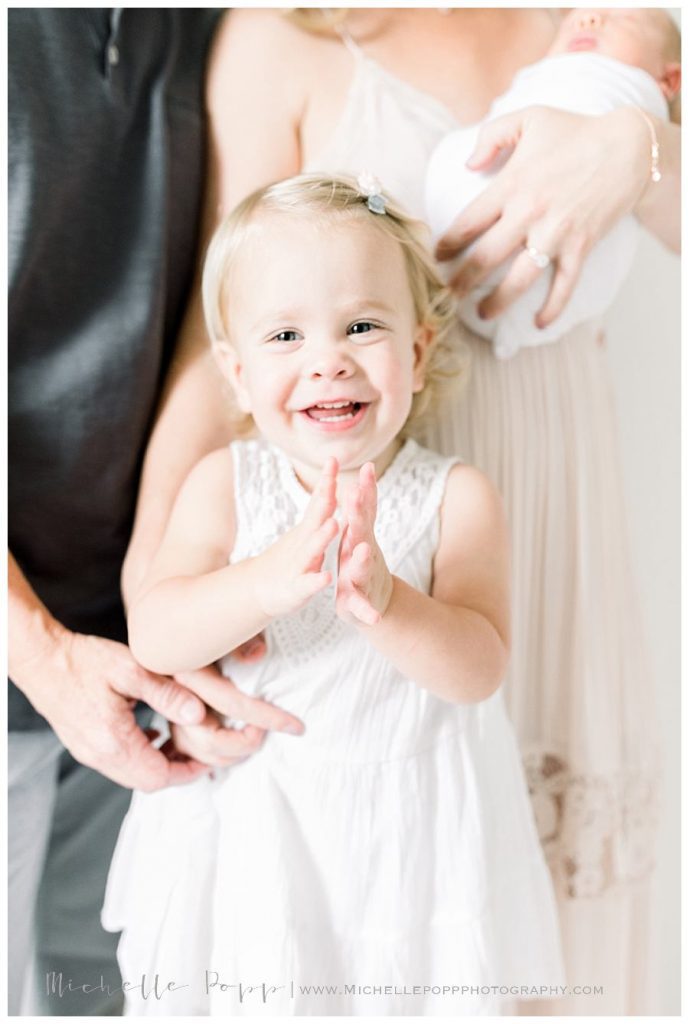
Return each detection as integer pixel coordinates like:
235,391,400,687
299,400,368,430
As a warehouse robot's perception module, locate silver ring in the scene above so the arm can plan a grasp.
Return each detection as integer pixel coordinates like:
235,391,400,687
524,244,551,270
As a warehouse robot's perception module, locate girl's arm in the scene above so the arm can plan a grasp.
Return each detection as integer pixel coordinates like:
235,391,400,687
128,452,339,676
336,463,510,704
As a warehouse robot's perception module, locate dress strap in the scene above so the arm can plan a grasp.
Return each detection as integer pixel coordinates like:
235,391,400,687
229,440,301,563
375,440,461,573
335,25,366,60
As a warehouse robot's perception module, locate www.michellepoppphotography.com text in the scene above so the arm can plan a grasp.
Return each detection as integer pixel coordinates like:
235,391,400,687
45,971,604,1005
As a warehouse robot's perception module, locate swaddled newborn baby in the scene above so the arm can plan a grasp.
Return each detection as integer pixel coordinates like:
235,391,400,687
425,8,681,358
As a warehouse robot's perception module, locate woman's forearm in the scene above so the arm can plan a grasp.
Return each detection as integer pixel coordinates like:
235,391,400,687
121,295,232,611
361,576,509,704
128,557,270,675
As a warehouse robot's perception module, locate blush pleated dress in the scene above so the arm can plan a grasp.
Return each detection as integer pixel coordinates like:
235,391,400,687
297,26,661,1014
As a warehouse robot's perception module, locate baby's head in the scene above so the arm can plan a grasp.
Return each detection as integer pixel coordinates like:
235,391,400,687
549,8,681,118
203,174,461,481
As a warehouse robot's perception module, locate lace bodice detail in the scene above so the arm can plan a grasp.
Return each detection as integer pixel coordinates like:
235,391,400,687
229,439,458,668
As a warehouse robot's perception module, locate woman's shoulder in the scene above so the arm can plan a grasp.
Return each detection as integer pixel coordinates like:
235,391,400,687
209,9,343,77
206,9,347,145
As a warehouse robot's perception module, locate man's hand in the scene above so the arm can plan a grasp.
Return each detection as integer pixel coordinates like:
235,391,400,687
336,462,393,627
13,626,213,792
166,663,304,767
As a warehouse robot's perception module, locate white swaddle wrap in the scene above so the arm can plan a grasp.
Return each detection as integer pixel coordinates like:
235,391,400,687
425,53,669,358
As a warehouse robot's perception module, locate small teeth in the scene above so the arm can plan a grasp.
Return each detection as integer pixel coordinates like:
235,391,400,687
314,401,353,409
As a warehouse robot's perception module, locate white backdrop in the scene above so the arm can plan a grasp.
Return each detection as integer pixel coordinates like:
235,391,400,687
605,228,681,1013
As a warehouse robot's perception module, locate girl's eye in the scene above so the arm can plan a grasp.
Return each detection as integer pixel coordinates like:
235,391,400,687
270,330,300,343
348,321,377,336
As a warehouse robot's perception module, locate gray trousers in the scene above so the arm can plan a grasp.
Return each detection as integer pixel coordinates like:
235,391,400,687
8,730,133,1015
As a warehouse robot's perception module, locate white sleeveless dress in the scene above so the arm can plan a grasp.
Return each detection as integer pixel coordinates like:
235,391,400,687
302,32,660,1015
103,439,564,1016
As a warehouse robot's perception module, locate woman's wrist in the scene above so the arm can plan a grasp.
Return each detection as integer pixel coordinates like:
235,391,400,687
598,106,679,254
600,107,653,214
632,115,681,249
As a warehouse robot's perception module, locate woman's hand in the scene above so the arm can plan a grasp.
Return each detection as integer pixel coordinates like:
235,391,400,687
336,463,393,627
253,458,339,618
436,105,654,328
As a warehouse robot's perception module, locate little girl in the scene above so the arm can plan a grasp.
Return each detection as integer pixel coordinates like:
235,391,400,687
102,174,563,1016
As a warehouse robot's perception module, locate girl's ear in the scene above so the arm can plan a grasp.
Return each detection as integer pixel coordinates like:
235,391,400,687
213,341,252,413
412,324,435,393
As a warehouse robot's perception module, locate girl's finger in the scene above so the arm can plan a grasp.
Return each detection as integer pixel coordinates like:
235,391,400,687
358,463,378,524
346,487,370,546
347,589,381,627
304,517,339,570
304,457,338,527
348,542,371,588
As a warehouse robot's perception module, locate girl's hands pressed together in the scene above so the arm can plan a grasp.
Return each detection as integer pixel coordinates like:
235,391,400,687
253,457,339,618
336,463,393,627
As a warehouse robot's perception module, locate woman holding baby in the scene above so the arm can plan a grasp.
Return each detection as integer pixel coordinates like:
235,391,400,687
127,7,680,1016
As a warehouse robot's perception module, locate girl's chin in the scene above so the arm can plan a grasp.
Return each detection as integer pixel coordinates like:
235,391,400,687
291,435,402,477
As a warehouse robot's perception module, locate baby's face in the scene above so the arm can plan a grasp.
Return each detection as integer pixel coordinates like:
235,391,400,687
215,212,428,491
550,8,672,79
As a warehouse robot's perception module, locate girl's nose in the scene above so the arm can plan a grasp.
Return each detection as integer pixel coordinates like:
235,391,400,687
306,350,356,381
575,9,602,29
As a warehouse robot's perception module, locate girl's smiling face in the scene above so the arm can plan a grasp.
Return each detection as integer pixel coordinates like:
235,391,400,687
215,212,432,491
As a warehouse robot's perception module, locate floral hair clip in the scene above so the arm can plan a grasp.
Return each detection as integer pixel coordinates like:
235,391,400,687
357,171,387,215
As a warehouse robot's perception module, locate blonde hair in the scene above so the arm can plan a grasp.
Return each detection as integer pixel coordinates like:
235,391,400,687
202,173,466,437
284,8,347,35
